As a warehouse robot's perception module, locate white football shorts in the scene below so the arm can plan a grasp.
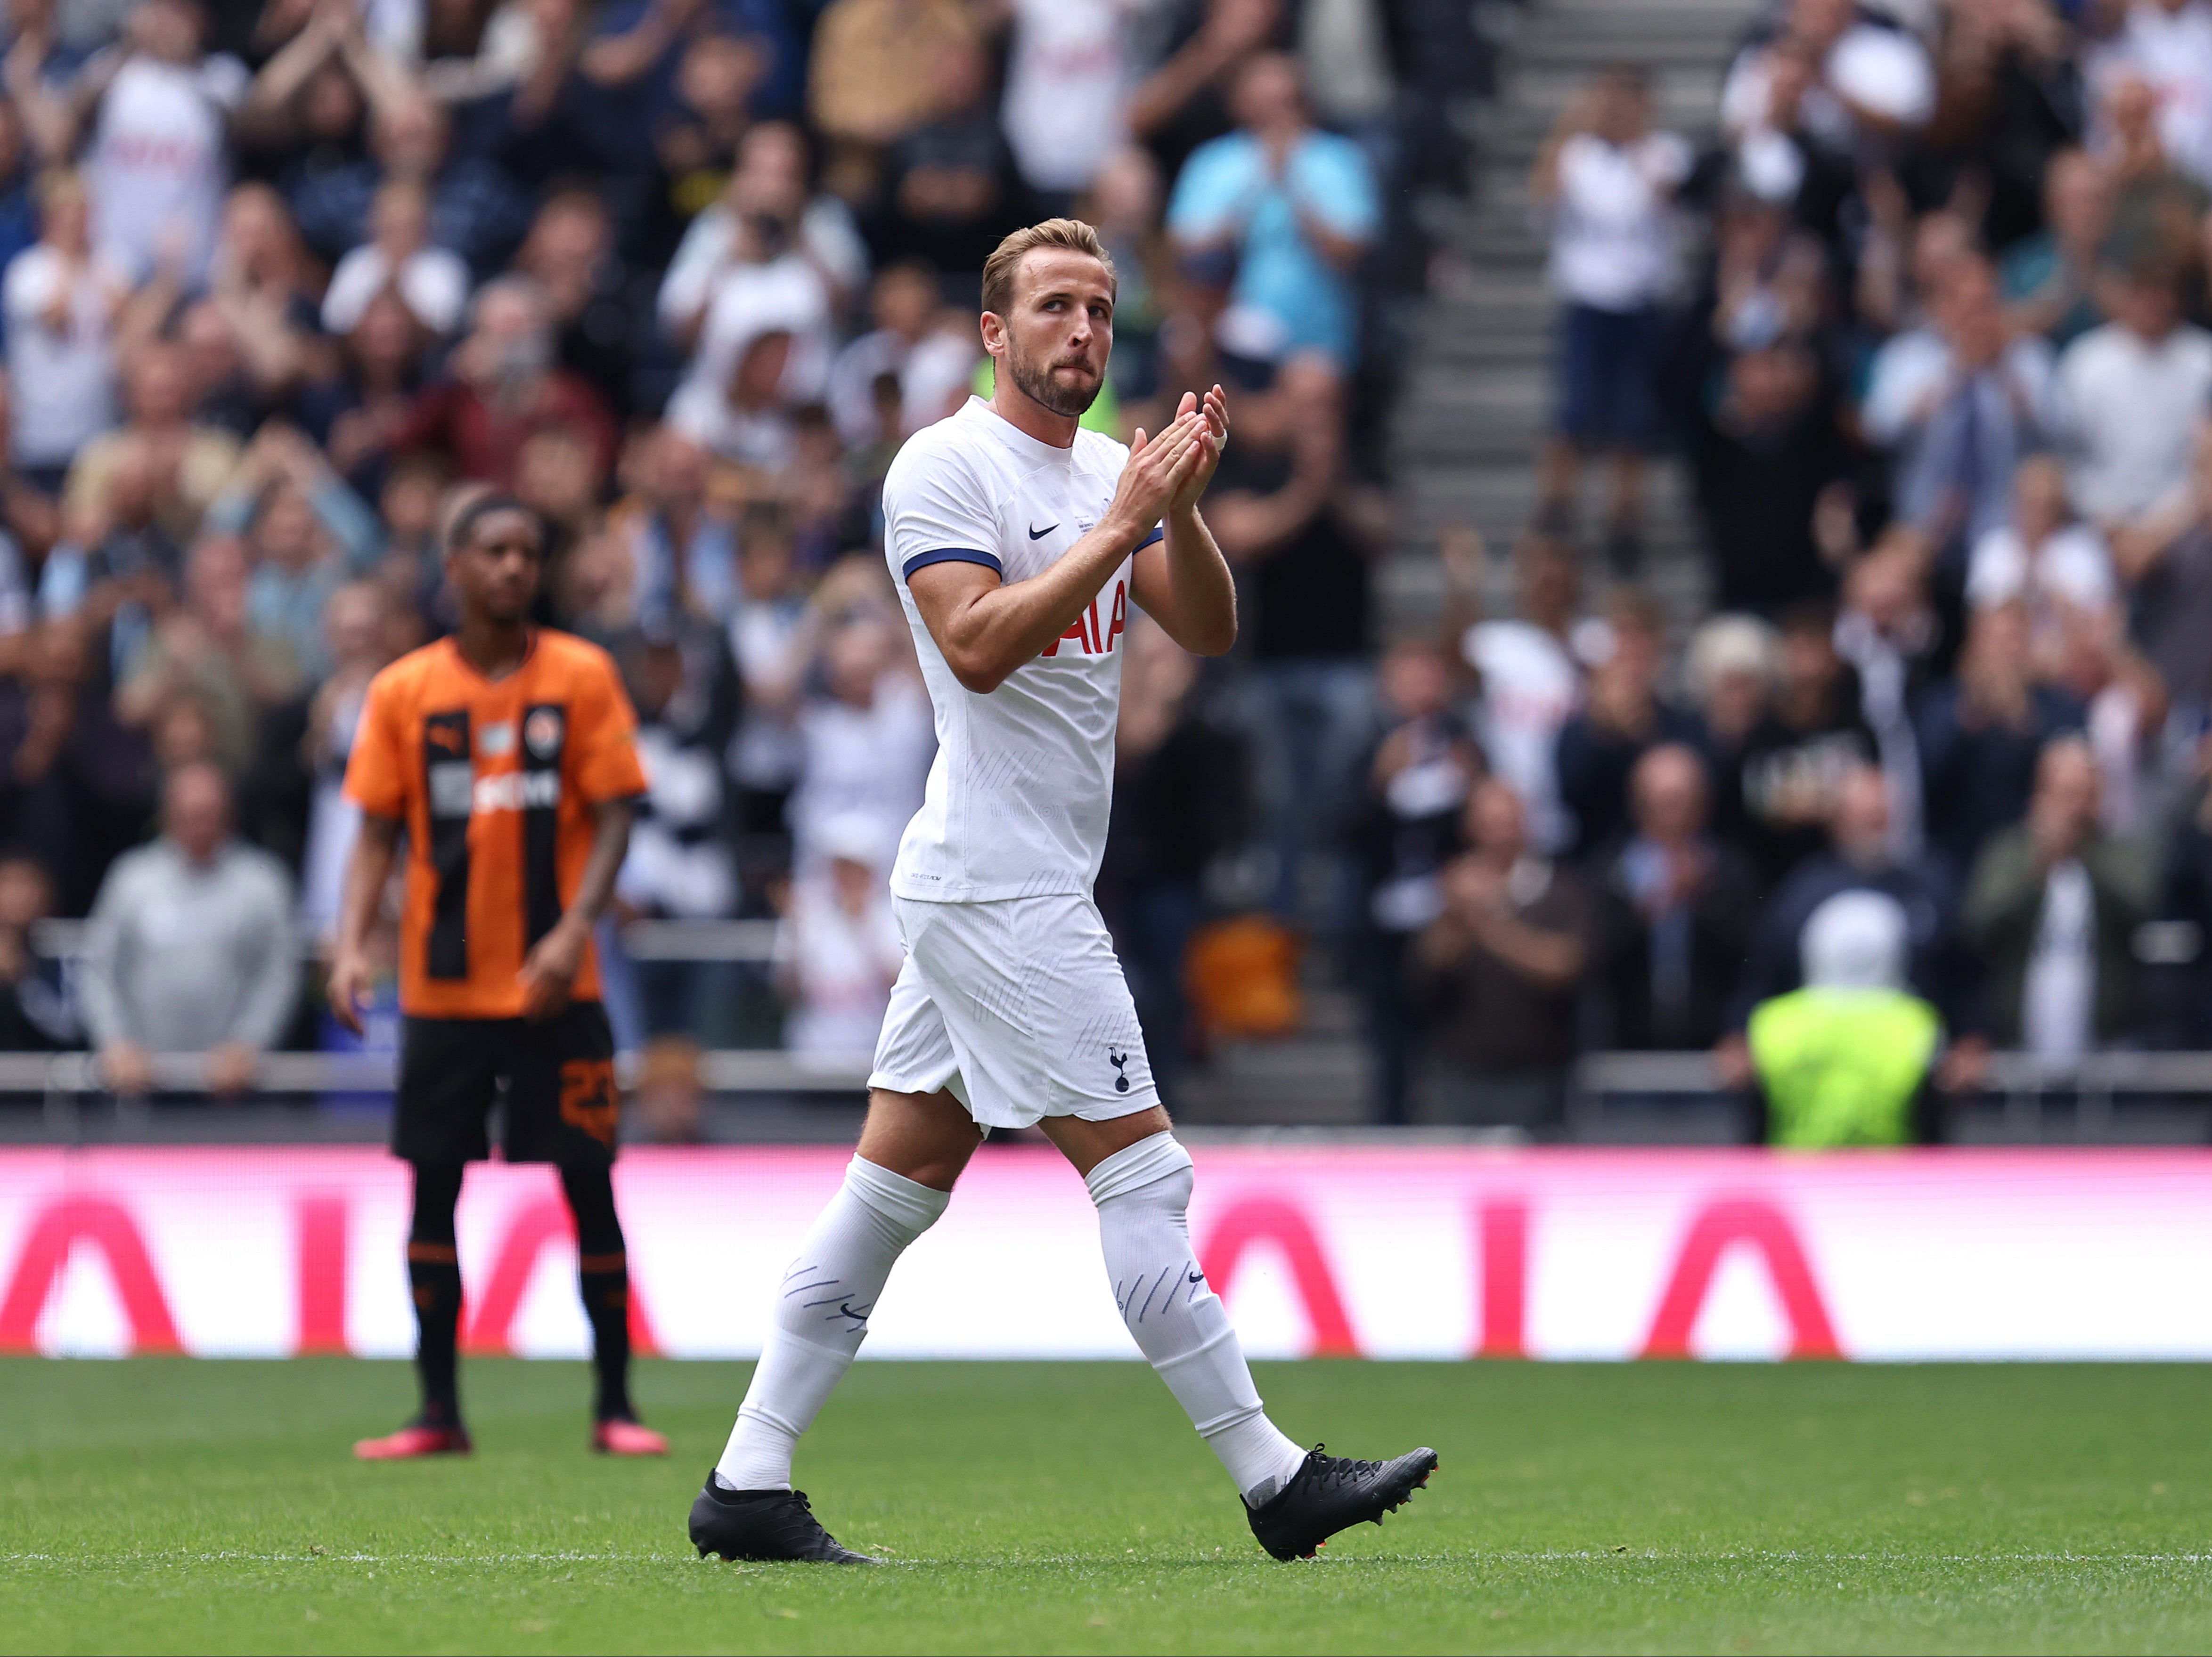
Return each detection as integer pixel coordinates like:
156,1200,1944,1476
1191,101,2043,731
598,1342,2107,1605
867,893,1160,1129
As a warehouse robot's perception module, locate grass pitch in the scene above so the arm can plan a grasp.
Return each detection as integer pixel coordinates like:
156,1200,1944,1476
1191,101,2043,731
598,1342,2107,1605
3,1358,2210,1654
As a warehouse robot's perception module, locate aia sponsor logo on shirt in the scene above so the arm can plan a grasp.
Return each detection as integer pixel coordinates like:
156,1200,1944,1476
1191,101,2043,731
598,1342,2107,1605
1041,578,1128,659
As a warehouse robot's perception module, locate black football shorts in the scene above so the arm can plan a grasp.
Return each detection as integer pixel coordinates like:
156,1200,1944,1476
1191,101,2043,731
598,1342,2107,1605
392,1002,619,1168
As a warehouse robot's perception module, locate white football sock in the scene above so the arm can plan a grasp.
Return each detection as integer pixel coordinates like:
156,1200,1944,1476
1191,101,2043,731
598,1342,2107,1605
715,1155,947,1492
1086,1134,1309,1508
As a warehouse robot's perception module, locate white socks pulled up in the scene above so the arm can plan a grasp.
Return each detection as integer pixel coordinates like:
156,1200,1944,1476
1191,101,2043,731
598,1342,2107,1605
715,1133,1305,1510
715,1155,948,1492
1085,1134,1307,1508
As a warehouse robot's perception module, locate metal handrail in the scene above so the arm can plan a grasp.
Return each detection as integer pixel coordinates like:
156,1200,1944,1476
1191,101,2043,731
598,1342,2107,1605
0,1048,874,1096
1575,1050,2212,1095
28,918,782,965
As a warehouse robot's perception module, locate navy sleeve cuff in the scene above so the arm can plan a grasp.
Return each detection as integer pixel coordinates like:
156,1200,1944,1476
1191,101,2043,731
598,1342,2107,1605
1135,524,1164,551
901,547,1004,580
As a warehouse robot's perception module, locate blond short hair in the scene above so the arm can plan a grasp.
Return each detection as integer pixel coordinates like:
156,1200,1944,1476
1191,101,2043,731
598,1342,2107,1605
979,218,1117,319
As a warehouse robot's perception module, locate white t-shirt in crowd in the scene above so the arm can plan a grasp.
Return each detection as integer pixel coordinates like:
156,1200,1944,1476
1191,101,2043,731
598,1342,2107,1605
321,243,471,336
2097,0,2212,185
1460,618,1581,854
3,244,121,468
1545,130,1692,312
86,53,248,285
778,875,906,1056
881,396,1160,902
788,674,936,881
1000,0,1129,194
2023,859,2096,1065
2056,321,2212,524
657,203,864,336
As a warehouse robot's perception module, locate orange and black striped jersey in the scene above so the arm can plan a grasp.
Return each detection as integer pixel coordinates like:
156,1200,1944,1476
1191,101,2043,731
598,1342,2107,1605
344,630,647,1019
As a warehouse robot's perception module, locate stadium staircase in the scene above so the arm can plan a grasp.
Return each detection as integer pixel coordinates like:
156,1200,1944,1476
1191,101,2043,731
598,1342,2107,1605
1178,0,1763,1127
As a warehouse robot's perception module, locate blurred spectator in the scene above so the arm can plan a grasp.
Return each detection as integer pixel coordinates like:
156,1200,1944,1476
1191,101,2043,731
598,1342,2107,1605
1098,614,1248,1102
808,0,980,187
878,35,1024,286
610,610,741,1040
1862,254,2057,553
74,0,248,285
785,587,931,878
299,289,429,494
2096,0,2212,188
1747,887,1942,1147
1345,636,1481,1122
2000,147,2108,347
389,275,617,489
1456,529,1584,855
1531,65,1690,568
287,79,531,276
0,101,40,290
2108,420,2212,723
320,177,470,337
1165,50,1376,365
1126,0,1280,183
1903,0,2080,251
513,187,653,422
613,426,734,627
1726,762,1983,1079
0,617,155,915
207,422,380,677
114,534,302,775
1207,352,1379,925
828,262,970,447
294,581,393,940
2054,254,2211,546
64,342,243,547
1084,146,1170,398
999,0,1138,205
1966,452,2115,636
722,513,808,883
4,171,123,487
1682,611,1776,856
1554,590,1703,862
1964,733,2157,1065
1592,743,1760,1051
660,120,865,349
1408,778,1589,1133
79,760,295,1097
1721,0,1936,152
666,315,802,469
1833,534,1940,862
0,852,80,1049
1733,604,1877,892
1689,336,1850,613
775,811,901,1056
1916,600,2086,877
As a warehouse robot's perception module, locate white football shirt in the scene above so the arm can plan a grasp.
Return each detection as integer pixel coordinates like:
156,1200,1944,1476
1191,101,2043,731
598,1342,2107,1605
881,395,1160,903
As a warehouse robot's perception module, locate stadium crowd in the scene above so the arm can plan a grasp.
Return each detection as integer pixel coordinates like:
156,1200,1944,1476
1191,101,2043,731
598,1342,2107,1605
1,0,2211,1139
0,0,1479,1127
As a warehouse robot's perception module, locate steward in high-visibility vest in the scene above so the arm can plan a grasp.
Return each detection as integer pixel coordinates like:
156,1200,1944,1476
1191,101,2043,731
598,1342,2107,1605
1748,986,1940,1147
1748,887,1942,1147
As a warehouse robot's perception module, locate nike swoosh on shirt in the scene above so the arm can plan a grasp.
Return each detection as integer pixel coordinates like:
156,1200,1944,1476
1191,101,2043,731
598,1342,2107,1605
1028,523,1058,539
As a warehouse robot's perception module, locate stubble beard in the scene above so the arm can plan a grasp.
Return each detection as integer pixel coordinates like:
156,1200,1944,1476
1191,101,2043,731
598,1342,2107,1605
1007,339,1102,418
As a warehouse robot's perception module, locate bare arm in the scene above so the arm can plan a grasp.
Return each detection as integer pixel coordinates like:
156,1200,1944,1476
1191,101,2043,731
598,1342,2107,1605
325,811,400,1036
517,796,634,1018
1131,385,1236,656
909,414,1209,693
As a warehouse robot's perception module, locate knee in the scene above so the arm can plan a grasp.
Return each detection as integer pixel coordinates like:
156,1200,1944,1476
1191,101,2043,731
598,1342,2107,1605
1083,1133,1194,1215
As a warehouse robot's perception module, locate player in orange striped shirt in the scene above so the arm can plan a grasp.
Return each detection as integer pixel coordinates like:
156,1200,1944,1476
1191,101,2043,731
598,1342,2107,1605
330,495,667,1460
